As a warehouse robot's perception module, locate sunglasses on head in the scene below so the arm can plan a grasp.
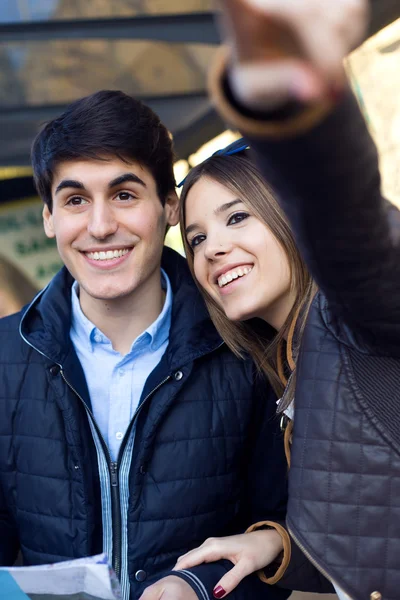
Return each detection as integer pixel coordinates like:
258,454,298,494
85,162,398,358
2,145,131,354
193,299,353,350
177,138,250,188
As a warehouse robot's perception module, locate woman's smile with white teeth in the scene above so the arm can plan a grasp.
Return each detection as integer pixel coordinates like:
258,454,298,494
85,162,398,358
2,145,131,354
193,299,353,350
85,248,130,261
218,266,253,288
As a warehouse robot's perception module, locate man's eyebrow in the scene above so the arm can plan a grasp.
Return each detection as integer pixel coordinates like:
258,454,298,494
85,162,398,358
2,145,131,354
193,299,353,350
55,179,85,194
185,199,244,236
108,173,146,189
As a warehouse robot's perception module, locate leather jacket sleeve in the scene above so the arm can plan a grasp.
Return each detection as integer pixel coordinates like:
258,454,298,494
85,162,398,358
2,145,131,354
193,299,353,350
245,91,400,355
276,535,335,593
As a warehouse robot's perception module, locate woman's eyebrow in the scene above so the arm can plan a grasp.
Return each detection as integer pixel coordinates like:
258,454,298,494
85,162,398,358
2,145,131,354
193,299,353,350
214,199,243,215
185,199,244,236
185,222,199,236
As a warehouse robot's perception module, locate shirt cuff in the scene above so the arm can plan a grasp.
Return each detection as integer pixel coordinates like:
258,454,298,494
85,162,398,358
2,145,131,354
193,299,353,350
208,45,335,138
171,569,211,600
245,520,291,585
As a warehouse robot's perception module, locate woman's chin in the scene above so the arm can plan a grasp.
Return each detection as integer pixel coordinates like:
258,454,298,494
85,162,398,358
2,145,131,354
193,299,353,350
224,304,259,323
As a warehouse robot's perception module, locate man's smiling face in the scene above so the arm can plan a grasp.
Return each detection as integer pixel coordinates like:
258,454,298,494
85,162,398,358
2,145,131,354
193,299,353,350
43,156,179,305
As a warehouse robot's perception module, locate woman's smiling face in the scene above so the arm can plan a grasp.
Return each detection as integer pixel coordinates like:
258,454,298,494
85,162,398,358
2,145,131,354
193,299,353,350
184,176,295,330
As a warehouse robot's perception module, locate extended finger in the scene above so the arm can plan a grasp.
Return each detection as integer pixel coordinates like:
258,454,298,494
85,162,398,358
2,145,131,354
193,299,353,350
286,1,367,80
295,22,348,83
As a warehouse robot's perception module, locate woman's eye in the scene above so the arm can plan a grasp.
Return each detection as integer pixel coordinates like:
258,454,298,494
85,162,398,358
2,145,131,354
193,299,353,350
189,234,206,249
228,212,249,226
116,191,134,201
67,196,88,206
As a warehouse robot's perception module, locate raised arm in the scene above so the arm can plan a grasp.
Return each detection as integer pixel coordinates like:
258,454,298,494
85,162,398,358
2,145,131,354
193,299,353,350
208,0,400,352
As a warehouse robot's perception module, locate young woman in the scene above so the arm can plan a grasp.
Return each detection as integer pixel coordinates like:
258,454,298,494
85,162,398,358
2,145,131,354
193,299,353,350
176,140,340,599
172,2,399,600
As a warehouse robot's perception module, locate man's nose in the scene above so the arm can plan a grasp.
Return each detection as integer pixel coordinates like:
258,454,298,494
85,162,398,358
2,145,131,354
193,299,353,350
87,201,118,239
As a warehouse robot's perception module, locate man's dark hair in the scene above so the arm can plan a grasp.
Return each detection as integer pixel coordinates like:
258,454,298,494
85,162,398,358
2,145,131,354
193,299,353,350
31,90,176,211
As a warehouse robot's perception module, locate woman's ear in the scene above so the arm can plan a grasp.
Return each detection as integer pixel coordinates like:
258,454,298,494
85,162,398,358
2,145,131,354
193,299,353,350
165,191,180,227
42,204,55,238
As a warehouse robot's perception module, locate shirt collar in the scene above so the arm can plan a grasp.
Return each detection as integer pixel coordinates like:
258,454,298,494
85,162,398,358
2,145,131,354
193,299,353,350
70,269,172,354
146,269,172,352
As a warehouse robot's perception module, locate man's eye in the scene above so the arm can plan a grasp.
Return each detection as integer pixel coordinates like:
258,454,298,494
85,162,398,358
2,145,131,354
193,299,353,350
67,197,88,206
116,192,134,201
189,234,206,249
228,212,249,226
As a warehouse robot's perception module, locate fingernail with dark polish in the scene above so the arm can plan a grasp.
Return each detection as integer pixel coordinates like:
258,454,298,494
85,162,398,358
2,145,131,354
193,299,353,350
328,82,344,103
213,586,226,599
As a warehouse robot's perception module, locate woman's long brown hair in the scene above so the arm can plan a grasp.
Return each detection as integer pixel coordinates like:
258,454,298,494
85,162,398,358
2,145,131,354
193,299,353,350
180,153,317,406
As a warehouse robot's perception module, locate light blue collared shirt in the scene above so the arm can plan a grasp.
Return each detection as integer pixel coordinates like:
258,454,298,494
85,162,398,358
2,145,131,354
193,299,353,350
70,269,172,460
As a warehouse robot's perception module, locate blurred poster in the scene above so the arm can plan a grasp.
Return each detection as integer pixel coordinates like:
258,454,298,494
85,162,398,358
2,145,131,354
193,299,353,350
347,18,400,206
0,197,62,289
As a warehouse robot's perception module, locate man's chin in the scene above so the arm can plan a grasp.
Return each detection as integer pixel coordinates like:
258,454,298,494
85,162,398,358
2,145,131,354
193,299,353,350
78,281,137,303
87,289,132,302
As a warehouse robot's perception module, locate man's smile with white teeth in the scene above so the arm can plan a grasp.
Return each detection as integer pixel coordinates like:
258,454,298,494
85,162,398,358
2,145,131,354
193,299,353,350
85,248,130,261
217,266,253,288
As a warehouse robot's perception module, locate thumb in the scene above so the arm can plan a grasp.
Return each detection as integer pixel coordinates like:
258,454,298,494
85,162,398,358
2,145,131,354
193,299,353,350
138,582,162,600
212,560,255,599
229,59,325,111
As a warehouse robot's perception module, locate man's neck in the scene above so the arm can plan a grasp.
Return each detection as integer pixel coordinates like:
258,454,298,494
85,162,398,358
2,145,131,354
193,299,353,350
78,271,165,355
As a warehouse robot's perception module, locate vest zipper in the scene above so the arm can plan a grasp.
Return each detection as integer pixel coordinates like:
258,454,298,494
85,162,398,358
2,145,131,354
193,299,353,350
19,321,225,585
287,523,353,598
16,329,124,569
109,461,121,577
59,371,124,576
110,462,119,487
61,370,172,579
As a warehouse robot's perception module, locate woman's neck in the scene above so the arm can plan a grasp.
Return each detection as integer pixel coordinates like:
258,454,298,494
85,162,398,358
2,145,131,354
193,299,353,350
260,288,297,338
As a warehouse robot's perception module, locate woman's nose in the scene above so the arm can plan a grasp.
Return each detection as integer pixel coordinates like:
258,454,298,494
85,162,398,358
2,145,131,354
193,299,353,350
204,234,231,261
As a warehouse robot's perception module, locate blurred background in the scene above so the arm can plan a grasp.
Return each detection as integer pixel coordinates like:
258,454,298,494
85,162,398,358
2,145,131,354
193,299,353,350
0,0,398,314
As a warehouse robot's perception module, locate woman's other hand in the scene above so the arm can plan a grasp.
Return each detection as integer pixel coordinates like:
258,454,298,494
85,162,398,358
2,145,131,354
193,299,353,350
217,0,369,110
173,530,283,598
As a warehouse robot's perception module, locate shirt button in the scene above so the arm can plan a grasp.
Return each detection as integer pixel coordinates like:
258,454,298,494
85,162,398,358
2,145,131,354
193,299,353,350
119,368,125,376
135,570,147,582
116,432,123,440
94,334,102,343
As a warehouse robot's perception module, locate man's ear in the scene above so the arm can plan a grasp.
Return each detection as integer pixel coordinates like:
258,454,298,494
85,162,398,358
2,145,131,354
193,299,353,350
164,191,180,227
42,204,55,238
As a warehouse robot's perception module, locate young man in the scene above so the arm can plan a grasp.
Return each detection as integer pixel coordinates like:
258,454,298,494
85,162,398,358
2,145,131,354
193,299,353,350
0,91,290,600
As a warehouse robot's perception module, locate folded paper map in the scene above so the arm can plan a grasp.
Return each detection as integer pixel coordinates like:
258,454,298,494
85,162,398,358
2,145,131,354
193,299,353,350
0,554,121,600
